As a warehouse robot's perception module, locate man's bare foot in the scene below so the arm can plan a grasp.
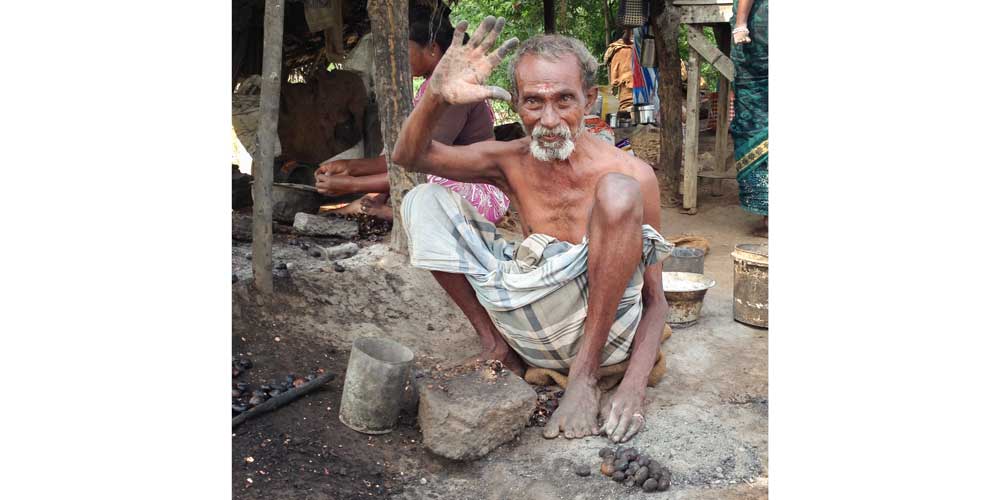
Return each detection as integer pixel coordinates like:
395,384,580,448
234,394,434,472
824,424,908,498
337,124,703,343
599,381,647,443
360,193,393,221
543,376,601,439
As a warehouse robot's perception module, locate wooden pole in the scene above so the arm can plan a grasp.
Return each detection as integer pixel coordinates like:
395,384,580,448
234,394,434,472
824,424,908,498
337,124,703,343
682,45,700,210
711,23,731,196
252,0,285,295
650,1,684,207
712,76,730,196
544,0,556,34
368,0,422,255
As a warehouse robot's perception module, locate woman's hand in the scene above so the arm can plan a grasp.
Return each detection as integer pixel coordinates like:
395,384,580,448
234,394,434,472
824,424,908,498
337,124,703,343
733,26,752,45
316,159,349,178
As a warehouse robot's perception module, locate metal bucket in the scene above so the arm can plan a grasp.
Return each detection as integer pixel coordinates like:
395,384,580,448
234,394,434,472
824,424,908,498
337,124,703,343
732,244,768,328
339,337,414,434
662,272,716,328
664,247,705,274
637,104,657,124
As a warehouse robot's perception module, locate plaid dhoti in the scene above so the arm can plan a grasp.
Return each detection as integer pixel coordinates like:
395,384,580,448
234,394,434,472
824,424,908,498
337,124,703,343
402,183,672,370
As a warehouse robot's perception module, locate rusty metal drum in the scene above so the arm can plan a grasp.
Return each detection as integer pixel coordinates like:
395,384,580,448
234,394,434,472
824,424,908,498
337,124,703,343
732,243,768,328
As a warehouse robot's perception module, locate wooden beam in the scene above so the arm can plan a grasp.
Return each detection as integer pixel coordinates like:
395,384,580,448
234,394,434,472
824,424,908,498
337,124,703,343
686,26,734,81
682,50,700,210
672,0,732,5
677,5,731,25
368,0,423,255
710,22,731,196
252,0,285,295
544,0,556,34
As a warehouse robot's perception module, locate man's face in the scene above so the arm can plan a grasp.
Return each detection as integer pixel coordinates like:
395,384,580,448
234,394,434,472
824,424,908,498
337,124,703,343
514,54,597,162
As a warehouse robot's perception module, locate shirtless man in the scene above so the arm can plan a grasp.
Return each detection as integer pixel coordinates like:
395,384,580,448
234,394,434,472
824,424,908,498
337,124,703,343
393,17,672,444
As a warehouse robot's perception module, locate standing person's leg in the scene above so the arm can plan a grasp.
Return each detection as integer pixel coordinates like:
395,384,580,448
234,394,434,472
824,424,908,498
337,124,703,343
430,271,525,376
543,173,645,439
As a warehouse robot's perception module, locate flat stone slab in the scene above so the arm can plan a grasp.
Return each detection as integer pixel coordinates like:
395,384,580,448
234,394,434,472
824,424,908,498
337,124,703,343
418,366,536,461
292,213,358,239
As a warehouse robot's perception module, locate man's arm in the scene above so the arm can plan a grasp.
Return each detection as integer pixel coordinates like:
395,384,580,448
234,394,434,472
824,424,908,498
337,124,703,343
392,93,508,184
621,165,668,389
391,17,518,183
601,163,669,443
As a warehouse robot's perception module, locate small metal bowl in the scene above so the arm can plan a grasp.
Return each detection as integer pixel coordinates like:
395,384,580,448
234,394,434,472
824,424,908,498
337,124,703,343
662,272,717,328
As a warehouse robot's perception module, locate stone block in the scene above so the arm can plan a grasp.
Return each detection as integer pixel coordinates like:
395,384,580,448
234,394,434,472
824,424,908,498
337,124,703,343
292,213,358,239
418,368,535,461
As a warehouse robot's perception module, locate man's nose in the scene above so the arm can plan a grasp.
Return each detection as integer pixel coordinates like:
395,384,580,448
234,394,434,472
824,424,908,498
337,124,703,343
539,104,560,129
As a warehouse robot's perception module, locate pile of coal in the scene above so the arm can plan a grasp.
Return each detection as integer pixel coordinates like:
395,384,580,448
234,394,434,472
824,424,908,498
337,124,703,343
528,387,564,427
231,370,316,415
598,446,671,493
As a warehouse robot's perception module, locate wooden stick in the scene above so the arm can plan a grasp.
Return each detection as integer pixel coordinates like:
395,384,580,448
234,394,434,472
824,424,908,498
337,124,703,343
712,76,729,196
252,0,285,295
232,371,337,428
682,44,701,210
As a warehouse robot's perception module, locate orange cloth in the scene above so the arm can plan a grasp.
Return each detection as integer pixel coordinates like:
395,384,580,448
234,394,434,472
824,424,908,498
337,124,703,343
604,40,635,112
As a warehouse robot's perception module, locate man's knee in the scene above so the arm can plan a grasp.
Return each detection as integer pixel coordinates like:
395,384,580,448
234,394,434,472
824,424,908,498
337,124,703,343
594,173,642,223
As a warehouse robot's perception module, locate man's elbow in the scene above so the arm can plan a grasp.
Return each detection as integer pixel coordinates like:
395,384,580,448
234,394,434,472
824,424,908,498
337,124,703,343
390,144,412,169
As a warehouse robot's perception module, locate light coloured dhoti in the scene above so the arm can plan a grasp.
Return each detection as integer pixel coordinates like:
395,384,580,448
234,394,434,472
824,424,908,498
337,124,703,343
402,183,672,370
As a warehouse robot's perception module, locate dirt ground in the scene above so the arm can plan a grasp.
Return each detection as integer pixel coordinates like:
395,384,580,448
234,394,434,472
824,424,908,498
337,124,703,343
232,163,768,499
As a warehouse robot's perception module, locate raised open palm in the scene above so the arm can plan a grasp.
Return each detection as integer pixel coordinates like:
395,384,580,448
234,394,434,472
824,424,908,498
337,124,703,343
428,16,519,105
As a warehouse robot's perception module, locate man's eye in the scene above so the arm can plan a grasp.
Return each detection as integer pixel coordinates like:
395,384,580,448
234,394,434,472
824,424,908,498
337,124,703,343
561,95,573,101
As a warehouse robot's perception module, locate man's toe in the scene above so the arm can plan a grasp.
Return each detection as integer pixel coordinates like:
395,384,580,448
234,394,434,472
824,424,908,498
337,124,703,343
543,416,562,439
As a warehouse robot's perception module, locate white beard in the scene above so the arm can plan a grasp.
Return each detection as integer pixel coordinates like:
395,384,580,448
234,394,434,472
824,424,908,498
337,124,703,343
529,123,580,162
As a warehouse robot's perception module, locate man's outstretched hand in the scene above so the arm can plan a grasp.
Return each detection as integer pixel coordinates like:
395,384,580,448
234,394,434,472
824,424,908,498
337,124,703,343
428,16,519,105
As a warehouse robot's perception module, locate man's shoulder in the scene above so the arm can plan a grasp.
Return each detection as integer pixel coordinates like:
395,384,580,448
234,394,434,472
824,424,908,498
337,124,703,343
585,135,655,180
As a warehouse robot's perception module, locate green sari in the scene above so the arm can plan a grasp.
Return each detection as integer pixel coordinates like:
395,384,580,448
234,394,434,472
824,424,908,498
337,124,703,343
730,0,768,216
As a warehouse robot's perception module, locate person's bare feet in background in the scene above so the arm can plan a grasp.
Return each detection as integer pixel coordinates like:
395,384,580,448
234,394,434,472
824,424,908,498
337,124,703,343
360,193,394,221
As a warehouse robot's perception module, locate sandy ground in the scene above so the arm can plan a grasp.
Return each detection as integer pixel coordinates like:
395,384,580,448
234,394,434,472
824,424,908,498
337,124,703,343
232,175,768,499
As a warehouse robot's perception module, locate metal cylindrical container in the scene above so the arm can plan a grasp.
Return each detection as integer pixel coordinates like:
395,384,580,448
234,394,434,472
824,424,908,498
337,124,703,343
637,104,657,124
663,272,716,328
664,247,705,274
339,337,414,434
732,244,768,328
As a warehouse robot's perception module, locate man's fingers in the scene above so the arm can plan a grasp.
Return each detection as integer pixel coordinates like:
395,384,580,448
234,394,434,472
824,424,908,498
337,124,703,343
601,403,621,438
485,86,512,102
469,16,496,48
486,37,519,67
611,414,631,443
451,20,469,48
479,17,505,51
622,415,644,442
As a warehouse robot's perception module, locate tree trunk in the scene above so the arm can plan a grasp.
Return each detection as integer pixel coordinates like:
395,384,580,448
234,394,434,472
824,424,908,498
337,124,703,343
543,0,556,34
650,1,683,207
603,0,612,48
368,0,422,255
252,0,285,294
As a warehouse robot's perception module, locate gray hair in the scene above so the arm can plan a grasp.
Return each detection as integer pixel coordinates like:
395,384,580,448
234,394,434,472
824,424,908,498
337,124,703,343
507,34,598,100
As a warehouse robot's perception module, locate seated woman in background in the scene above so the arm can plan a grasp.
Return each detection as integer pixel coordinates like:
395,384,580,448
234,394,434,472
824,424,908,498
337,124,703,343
315,9,509,223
